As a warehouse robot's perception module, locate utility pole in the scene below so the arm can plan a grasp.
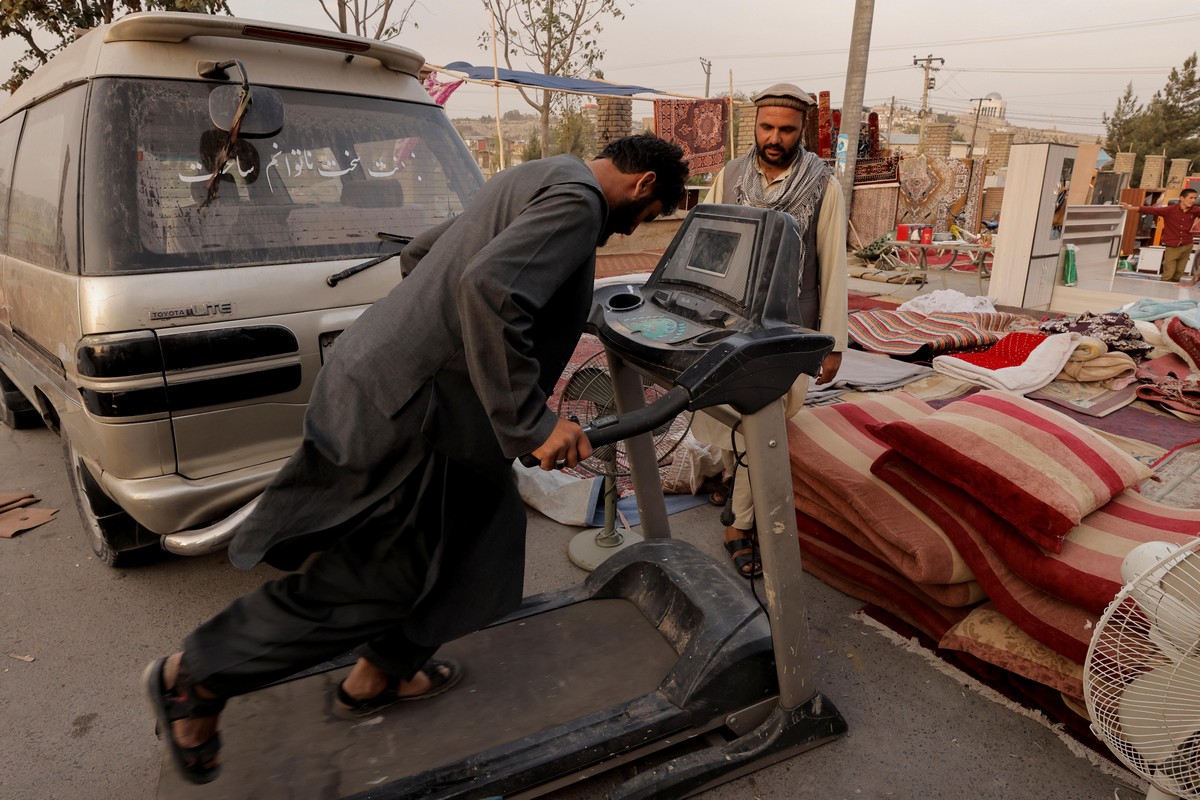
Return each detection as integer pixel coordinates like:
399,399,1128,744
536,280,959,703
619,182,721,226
967,97,985,160
700,57,712,97
913,54,943,152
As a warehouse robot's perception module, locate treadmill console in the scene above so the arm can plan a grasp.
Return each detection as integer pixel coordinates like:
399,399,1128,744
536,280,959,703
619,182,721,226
588,205,834,414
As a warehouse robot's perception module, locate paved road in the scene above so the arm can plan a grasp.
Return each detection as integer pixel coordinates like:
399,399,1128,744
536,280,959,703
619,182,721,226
1,419,1142,800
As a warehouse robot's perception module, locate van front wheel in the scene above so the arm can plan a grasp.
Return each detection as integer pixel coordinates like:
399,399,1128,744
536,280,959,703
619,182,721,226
0,372,41,429
64,442,160,567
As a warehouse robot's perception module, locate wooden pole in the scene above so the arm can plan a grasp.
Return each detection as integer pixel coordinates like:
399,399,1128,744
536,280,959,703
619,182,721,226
490,7,506,171
838,0,875,207
729,69,735,159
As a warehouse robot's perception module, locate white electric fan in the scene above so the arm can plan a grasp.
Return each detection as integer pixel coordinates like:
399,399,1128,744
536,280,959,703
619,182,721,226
1084,539,1200,800
556,351,690,571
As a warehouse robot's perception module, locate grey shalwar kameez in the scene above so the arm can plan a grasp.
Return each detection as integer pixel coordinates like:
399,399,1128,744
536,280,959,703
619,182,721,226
185,155,607,697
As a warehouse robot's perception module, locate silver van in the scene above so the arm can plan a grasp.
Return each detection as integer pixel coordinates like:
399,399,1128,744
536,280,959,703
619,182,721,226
0,12,483,565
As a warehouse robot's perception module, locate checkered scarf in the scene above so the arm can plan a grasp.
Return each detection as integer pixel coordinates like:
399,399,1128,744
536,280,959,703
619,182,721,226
735,146,829,271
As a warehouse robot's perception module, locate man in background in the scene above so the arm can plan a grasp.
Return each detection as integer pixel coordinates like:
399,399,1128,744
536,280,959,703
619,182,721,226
1122,187,1200,282
695,83,848,578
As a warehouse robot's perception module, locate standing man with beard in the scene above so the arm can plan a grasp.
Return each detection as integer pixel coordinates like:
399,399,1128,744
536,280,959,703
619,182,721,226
695,83,848,579
144,135,689,785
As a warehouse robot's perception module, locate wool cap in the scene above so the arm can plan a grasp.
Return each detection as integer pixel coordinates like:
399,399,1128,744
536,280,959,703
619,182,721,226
752,83,817,111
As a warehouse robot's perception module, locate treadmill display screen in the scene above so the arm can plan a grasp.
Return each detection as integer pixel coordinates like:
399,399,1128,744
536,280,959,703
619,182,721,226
686,229,740,277
658,215,758,312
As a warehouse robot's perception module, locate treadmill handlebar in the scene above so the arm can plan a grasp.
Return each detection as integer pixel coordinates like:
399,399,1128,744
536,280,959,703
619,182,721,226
518,385,690,469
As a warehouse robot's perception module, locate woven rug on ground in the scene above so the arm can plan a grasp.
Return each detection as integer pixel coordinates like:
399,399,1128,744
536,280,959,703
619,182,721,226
1028,397,1200,454
848,291,900,312
1138,439,1200,508
653,99,728,176
897,154,974,233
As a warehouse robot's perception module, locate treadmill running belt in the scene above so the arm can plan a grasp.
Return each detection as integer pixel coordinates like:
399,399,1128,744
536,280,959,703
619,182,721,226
156,598,678,799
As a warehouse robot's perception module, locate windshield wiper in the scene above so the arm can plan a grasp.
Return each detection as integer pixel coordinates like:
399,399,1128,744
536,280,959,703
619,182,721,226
325,231,414,287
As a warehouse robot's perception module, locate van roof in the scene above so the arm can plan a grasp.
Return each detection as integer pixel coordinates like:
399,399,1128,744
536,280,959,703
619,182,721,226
3,12,430,115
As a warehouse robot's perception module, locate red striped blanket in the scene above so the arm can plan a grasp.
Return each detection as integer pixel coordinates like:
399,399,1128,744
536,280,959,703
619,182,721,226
848,310,1021,358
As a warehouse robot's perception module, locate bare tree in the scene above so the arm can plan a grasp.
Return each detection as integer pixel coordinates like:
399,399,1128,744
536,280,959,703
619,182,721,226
318,0,421,40
1,1,230,92
482,0,625,157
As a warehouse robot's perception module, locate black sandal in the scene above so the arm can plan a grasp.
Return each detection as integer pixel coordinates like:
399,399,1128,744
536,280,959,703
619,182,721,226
723,526,762,579
707,476,733,507
335,658,464,718
143,655,227,785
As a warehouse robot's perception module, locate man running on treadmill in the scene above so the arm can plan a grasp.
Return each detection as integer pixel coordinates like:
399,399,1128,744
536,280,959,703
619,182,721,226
144,135,689,785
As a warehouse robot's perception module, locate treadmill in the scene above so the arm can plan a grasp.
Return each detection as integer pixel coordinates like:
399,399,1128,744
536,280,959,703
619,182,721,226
156,204,847,800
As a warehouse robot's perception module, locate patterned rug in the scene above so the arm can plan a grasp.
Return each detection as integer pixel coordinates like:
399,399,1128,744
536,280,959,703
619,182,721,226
653,99,728,176
805,107,820,155
849,183,899,249
897,154,975,233
817,91,832,158
963,158,985,234
854,156,900,185
1140,440,1200,508
848,310,1022,359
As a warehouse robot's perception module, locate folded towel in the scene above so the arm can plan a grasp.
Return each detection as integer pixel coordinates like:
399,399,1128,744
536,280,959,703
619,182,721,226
805,348,934,404
1067,336,1107,362
1057,351,1137,383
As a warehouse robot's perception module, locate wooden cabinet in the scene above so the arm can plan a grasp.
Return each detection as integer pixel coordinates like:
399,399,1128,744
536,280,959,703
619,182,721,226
1119,187,1165,256
989,142,1078,310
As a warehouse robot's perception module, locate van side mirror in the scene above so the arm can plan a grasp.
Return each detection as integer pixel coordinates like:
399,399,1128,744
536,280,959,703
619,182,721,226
208,84,284,138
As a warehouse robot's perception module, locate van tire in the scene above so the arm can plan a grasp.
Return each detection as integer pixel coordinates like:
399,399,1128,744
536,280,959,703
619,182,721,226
63,441,161,567
0,372,41,429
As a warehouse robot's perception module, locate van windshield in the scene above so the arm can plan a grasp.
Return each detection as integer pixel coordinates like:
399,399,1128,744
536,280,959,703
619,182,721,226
82,79,483,274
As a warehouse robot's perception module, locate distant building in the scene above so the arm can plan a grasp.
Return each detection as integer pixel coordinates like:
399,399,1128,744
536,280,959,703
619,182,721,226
979,92,1006,120
461,134,526,176
884,133,977,161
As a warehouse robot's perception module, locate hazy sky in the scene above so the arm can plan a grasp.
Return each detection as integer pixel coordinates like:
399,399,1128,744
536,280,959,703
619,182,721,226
8,2,1200,136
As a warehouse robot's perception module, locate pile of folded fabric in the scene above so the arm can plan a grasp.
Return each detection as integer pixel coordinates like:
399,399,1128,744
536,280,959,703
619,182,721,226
787,389,1200,723
848,309,1025,361
1037,305,1200,420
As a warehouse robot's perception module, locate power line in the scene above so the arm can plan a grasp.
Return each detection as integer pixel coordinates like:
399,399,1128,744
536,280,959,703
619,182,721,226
605,13,1200,70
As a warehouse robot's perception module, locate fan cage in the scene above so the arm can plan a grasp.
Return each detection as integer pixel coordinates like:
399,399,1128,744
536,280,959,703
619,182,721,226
555,351,690,480
1085,538,1200,798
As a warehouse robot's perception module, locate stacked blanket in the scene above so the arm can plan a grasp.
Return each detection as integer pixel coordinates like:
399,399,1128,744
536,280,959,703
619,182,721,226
848,309,1022,359
788,390,1200,715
